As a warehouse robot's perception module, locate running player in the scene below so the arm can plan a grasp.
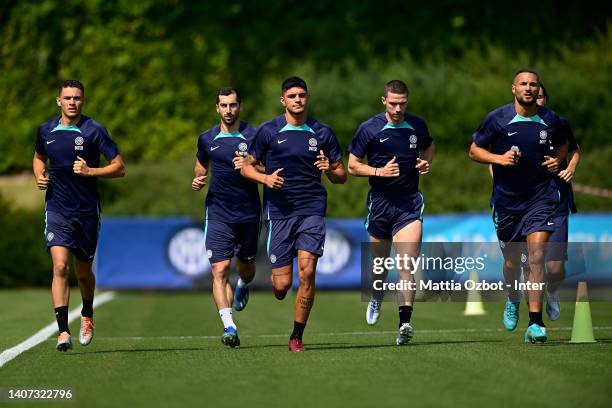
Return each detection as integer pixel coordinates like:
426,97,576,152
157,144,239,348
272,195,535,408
33,80,125,351
192,87,261,348
347,80,434,345
528,83,581,320
488,84,581,320
469,70,569,343
240,77,347,352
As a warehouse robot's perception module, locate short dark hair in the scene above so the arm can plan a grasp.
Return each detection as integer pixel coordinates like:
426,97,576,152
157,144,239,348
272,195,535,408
384,80,409,97
539,82,548,100
513,69,540,82
281,76,308,94
216,87,241,104
59,79,84,95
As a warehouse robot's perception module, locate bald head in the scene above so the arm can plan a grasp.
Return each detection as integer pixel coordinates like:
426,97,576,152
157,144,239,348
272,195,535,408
513,69,539,85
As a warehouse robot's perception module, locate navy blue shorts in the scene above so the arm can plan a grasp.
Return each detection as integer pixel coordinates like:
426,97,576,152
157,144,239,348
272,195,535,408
204,219,260,264
520,213,569,265
546,213,569,261
45,211,99,262
365,192,424,240
492,198,557,244
265,215,325,268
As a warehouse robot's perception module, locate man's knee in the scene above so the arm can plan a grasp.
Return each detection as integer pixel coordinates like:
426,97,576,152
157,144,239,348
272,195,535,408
271,270,292,300
76,271,93,284
528,248,546,266
272,280,291,300
503,257,520,271
546,260,564,277
53,261,70,279
75,263,94,280
237,261,255,282
298,266,315,280
297,263,316,289
211,262,230,282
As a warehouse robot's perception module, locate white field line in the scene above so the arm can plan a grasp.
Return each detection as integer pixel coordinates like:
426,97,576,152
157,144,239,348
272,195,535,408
85,326,612,342
0,291,116,368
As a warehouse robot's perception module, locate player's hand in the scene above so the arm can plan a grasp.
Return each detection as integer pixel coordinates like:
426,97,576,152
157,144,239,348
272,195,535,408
264,168,284,189
191,175,207,191
314,150,329,171
415,158,430,175
558,168,575,182
378,156,400,177
73,156,90,176
233,151,246,170
497,150,520,166
36,170,49,190
542,155,560,174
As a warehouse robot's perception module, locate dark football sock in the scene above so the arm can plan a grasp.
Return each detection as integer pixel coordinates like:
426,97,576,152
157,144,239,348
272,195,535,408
528,311,545,327
290,321,306,340
81,298,94,318
399,305,413,327
55,306,70,334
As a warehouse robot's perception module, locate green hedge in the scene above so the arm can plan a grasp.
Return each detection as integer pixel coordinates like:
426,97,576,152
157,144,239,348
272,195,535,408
0,194,52,287
1,1,610,172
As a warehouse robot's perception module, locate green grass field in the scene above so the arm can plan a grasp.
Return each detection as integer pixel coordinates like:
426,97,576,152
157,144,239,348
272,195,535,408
1,290,611,408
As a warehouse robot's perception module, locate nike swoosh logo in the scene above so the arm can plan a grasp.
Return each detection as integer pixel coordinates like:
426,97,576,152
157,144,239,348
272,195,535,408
210,146,219,151
278,139,287,144
507,132,518,136
379,138,389,143
547,222,554,226
46,140,56,144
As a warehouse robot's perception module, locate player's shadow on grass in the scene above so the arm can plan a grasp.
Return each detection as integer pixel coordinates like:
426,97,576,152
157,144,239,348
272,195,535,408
306,339,503,351
239,339,502,351
237,342,393,350
538,338,612,346
63,347,204,355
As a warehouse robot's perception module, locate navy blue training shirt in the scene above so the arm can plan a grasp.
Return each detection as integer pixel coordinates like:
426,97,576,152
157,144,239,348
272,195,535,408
249,115,342,219
472,104,569,213
196,121,261,222
348,112,433,196
35,115,119,216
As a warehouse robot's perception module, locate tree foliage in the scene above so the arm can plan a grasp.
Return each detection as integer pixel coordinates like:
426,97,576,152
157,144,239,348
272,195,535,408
1,0,610,172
